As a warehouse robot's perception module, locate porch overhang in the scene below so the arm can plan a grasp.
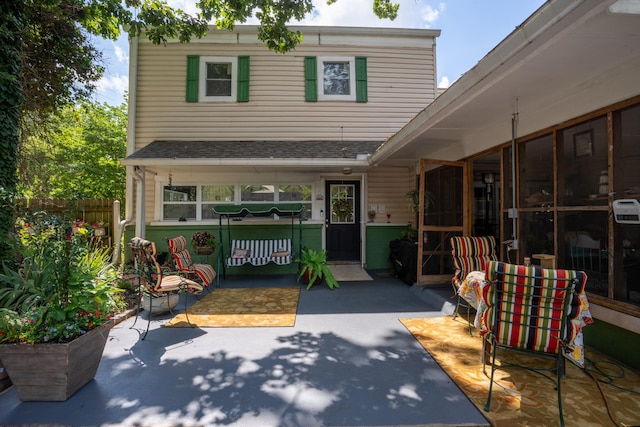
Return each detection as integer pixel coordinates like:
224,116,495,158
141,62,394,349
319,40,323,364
120,140,381,173
370,0,640,166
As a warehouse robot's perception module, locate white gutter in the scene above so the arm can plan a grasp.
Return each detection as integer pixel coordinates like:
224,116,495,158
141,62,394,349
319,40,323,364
120,158,370,167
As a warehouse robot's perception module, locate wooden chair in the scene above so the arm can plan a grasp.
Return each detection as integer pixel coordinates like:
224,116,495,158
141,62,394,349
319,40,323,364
481,261,587,427
450,236,497,334
166,236,217,288
130,237,204,340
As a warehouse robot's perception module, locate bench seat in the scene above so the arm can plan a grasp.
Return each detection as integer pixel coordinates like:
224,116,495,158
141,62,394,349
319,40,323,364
226,239,293,267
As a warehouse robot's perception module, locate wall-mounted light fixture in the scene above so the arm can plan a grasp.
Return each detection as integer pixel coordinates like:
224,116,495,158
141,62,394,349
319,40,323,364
342,167,353,175
482,172,495,185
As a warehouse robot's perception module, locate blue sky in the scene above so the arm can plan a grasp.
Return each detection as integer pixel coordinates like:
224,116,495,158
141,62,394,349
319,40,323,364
93,0,546,106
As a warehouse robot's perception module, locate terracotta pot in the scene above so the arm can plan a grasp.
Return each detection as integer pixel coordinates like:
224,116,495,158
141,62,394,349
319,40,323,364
301,269,323,286
0,321,112,401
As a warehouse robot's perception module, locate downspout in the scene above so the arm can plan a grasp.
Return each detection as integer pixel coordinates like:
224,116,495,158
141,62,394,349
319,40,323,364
112,33,140,264
112,167,143,265
507,112,519,257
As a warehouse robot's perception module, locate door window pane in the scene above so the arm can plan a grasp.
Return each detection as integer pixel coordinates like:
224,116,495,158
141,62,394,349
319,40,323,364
330,184,355,224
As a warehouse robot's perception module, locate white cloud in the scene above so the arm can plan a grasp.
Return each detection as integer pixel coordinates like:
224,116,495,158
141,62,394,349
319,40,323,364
113,42,128,63
296,0,445,29
421,2,445,26
164,0,446,29
96,74,129,102
438,76,450,88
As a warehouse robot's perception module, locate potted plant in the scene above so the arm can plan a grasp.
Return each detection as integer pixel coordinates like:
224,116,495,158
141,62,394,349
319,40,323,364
191,231,216,255
295,248,340,290
91,220,107,236
70,219,89,235
0,213,124,401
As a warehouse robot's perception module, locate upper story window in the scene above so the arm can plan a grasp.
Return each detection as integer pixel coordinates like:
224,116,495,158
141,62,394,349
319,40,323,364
186,55,250,103
319,57,355,100
200,56,237,102
305,56,368,102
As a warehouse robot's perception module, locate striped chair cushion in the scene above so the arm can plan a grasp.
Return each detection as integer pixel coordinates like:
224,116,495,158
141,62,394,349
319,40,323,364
451,236,497,288
130,237,203,295
227,239,292,266
481,260,586,354
167,236,193,270
167,235,216,286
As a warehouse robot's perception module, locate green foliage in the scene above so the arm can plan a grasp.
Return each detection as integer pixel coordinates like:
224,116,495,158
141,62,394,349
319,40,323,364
0,0,400,265
21,1,103,114
18,101,127,199
400,225,418,241
0,212,122,344
295,248,340,290
0,2,25,264
191,231,217,249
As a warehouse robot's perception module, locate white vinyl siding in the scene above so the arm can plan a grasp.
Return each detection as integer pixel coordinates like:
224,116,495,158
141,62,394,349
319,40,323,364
366,166,416,226
133,42,436,149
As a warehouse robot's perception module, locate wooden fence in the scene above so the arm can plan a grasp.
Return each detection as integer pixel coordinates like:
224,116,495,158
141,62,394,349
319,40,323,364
16,198,118,233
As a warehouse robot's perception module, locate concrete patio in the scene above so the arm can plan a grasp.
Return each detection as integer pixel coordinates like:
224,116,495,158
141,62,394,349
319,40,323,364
0,272,490,427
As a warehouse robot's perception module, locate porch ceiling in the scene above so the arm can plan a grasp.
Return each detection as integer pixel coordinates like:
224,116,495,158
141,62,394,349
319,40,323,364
372,0,640,166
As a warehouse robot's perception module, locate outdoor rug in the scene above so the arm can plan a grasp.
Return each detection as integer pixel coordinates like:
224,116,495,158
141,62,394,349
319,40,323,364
400,316,640,427
328,264,373,281
166,287,300,328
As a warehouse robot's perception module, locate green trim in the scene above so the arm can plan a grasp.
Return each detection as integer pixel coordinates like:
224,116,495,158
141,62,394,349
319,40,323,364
304,56,317,102
237,56,250,102
186,55,199,102
355,57,368,103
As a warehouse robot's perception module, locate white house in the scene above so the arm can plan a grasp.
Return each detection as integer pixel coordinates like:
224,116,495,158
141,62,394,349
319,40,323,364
122,0,640,369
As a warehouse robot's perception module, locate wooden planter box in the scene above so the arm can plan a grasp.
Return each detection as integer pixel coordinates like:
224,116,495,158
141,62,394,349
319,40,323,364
0,321,112,401
0,359,11,393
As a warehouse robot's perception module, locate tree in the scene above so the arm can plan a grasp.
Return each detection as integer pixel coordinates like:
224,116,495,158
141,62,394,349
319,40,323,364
0,0,399,262
18,101,127,199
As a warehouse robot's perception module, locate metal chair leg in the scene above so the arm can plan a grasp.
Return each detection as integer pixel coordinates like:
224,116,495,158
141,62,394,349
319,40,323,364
484,340,498,413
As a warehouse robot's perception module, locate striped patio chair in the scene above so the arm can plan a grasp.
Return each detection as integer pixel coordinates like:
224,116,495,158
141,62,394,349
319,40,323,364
166,236,216,288
450,236,497,334
481,260,587,427
130,237,204,339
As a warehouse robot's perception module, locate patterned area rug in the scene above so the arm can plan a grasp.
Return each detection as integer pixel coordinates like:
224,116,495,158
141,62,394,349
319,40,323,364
166,287,300,328
400,316,640,427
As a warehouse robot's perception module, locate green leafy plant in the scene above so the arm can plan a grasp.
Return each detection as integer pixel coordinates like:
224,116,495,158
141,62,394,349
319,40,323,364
191,231,216,250
400,225,418,241
406,189,435,216
0,212,122,344
295,248,340,290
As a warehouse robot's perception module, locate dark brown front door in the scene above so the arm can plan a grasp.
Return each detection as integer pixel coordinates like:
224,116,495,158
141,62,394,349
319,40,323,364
325,180,361,261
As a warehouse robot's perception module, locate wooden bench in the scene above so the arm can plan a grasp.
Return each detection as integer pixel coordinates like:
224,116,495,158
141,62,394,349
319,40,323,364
226,239,293,267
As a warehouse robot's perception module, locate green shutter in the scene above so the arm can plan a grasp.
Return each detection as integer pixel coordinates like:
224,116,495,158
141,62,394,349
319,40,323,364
186,55,199,102
237,56,250,102
304,56,317,102
355,57,368,103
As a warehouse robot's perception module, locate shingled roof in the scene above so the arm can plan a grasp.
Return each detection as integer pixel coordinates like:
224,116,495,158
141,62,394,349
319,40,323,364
125,140,384,161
